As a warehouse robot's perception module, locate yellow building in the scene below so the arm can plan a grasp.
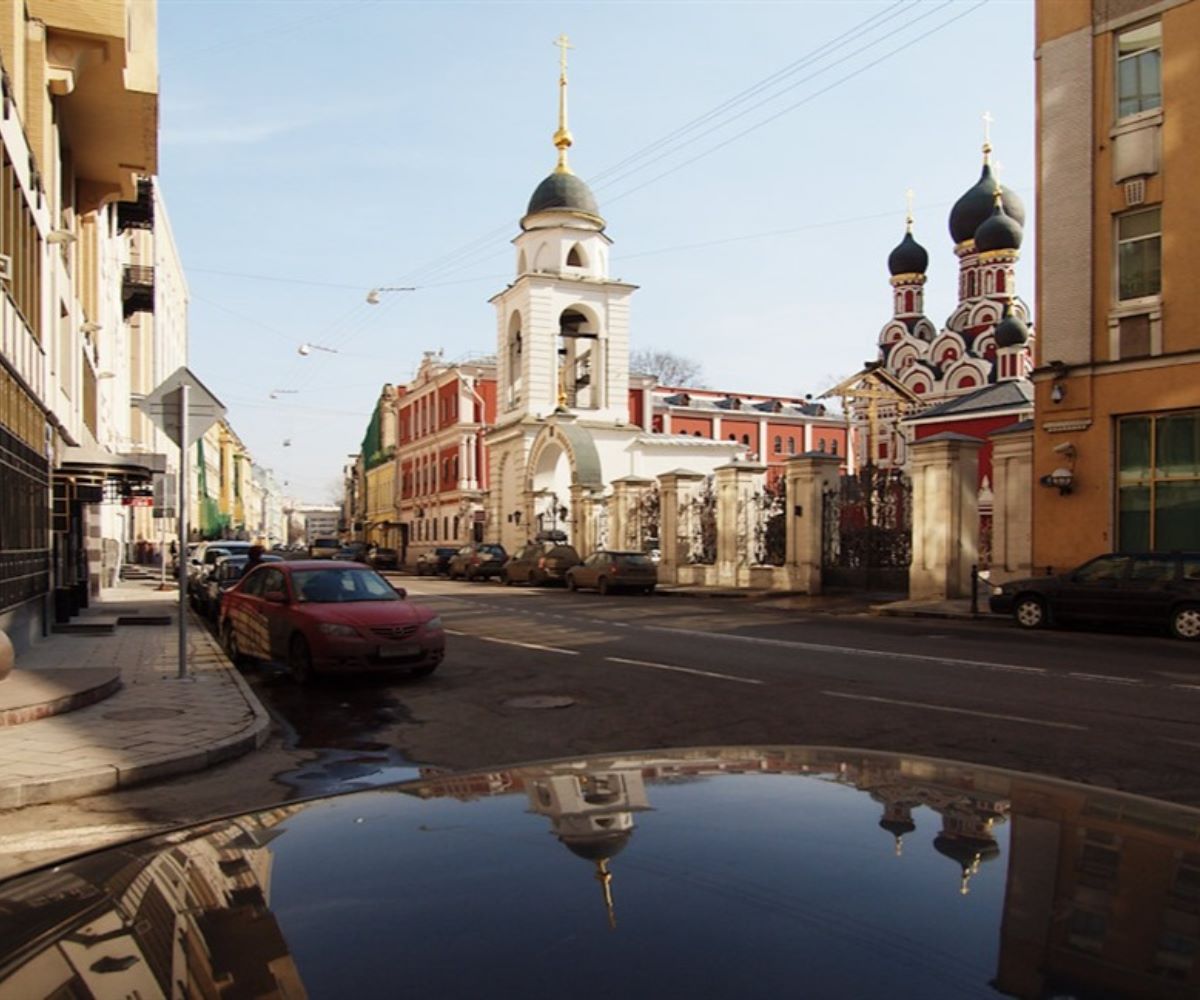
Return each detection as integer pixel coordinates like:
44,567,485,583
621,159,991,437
1033,0,1200,569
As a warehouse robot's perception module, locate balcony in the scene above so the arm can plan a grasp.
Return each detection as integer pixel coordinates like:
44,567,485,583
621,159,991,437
117,178,154,232
122,265,154,317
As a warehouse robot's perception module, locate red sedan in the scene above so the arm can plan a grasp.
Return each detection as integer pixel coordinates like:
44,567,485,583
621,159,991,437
219,560,445,683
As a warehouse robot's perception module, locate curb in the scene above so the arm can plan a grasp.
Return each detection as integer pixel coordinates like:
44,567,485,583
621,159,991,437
0,614,273,810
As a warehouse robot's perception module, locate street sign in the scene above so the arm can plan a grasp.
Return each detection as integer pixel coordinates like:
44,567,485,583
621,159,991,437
122,496,154,507
137,366,226,447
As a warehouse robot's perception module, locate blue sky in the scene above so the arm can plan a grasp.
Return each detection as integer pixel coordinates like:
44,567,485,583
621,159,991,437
158,0,1035,503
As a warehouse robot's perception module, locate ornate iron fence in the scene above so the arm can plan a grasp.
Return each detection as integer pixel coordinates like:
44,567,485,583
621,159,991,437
751,479,787,567
821,467,912,591
680,476,717,565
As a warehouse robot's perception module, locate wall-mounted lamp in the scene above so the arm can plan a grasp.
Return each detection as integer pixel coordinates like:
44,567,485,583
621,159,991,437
1050,383,1066,404
1039,468,1074,495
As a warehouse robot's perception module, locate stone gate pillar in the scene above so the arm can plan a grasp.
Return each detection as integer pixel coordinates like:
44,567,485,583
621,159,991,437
989,422,1034,582
608,476,655,552
784,453,842,594
715,460,767,588
657,469,704,585
570,484,604,559
909,432,983,601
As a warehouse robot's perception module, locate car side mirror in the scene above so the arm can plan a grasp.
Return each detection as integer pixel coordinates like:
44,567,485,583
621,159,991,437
264,590,288,604
392,585,407,600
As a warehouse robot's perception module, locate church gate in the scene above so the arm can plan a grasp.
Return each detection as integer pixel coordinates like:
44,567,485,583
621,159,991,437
821,468,912,591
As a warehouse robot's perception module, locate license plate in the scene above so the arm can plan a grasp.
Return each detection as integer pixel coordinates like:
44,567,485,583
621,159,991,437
377,643,420,660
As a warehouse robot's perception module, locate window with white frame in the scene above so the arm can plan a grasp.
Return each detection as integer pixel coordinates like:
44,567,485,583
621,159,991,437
1116,21,1161,120
1117,207,1161,301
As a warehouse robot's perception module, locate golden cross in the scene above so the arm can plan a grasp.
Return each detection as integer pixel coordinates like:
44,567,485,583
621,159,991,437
555,33,573,77
982,110,994,146
904,188,915,227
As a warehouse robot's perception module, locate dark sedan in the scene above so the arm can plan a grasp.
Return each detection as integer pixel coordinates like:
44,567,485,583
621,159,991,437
416,546,459,576
447,543,508,581
368,547,400,570
503,540,581,586
990,551,1200,639
565,550,657,595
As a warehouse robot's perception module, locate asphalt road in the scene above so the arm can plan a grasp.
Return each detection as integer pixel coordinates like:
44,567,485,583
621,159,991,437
2,575,1197,877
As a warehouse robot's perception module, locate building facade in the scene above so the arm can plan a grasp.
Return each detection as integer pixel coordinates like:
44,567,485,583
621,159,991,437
1032,0,1200,570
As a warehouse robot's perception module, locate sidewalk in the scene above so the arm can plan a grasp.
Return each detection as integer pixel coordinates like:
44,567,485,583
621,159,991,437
0,580,270,810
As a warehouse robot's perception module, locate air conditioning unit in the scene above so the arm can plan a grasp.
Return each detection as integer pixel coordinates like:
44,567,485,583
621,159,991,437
0,254,11,282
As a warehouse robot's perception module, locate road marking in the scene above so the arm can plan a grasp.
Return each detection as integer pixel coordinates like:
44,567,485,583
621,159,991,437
1068,672,1141,685
607,657,764,685
821,690,1088,731
477,635,579,656
640,625,1050,675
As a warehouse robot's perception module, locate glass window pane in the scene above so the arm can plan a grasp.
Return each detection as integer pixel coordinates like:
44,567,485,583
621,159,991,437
1075,556,1130,581
1119,209,1160,240
1156,482,1200,552
1157,413,1200,478
1118,486,1151,551
1119,237,1161,300
1131,556,1174,581
1118,57,1138,102
1139,51,1162,110
1119,418,1152,481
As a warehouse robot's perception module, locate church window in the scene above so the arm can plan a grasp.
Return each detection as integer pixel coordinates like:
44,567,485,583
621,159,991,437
958,376,977,389
773,435,782,454
453,516,459,539
728,433,736,441
996,270,1006,293
566,243,587,267
818,439,826,452
984,272,994,294
831,440,838,456
913,383,927,395
904,290,914,312
742,434,750,445
787,436,795,454
967,272,977,297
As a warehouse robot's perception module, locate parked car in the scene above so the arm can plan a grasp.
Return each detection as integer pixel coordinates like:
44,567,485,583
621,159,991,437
309,537,341,559
416,547,459,576
989,551,1200,640
502,540,582,586
565,550,658,595
336,544,367,563
219,560,445,682
368,547,400,571
187,541,257,606
447,543,508,581
199,553,283,620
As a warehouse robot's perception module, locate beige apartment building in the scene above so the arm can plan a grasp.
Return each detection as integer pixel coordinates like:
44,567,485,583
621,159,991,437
1034,0,1200,569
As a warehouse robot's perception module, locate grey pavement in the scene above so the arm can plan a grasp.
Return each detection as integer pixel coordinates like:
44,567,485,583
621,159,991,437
0,580,270,809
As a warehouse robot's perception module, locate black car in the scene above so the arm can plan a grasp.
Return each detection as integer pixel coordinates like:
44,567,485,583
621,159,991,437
990,551,1200,639
447,543,508,581
502,539,582,586
416,546,459,576
336,545,367,563
0,747,1194,998
368,547,400,570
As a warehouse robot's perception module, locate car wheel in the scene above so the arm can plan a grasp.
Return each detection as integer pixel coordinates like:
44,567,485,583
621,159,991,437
503,570,513,586
1013,594,1048,630
288,635,315,685
221,621,244,665
566,574,578,592
1170,604,1200,641
598,577,610,596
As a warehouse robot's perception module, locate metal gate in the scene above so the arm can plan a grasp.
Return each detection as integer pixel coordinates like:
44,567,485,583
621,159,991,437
821,468,912,591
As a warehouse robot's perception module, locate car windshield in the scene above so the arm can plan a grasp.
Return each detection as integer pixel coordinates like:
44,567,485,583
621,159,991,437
292,568,400,603
312,538,338,548
616,554,654,567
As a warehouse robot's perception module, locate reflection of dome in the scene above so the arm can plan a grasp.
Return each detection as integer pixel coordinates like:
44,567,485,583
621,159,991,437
880,817,917,838
560,830,631,862
887,230,929,277
934,834,1000,895
949,162,1025,245
526,172,603,223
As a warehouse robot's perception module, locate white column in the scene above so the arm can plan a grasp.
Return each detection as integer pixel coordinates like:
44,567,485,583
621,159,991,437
458,436,468,490
803,422,813,452
757,419,768,462
713,416,722,442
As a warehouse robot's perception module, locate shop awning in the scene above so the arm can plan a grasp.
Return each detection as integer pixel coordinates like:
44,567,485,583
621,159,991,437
56,445,166,485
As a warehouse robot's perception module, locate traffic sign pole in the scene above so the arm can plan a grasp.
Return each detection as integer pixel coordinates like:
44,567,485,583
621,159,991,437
178,383,189,680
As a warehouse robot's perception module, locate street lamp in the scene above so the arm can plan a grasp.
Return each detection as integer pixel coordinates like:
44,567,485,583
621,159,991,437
269,388,298,400
298,343,338,357
367,286,416,304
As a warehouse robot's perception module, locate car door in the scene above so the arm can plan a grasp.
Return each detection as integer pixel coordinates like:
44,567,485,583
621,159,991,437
579,552,604,589
1124,554,1179,626
257,567,293,661
230,567,268,659
1055,555,1132,622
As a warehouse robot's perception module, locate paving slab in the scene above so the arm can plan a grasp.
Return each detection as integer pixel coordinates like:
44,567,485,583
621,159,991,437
0,580,270,810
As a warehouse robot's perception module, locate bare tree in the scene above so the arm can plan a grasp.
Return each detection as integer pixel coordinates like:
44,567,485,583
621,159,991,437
630,349,705,387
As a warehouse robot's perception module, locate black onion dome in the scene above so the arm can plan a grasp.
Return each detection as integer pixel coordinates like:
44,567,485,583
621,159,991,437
888,230,929,277
974,200,1023,254
526,171,602,221
879,817,917,837
560,830,631,862
949,162,1026,245
993,303,1030,348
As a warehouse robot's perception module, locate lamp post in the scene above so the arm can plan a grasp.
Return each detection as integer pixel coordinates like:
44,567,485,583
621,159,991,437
367,286,416,305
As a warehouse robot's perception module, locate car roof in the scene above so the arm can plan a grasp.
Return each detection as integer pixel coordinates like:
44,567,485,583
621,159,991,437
278,560,372,571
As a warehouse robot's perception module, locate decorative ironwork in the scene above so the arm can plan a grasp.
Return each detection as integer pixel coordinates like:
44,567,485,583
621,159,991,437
751,479,787,566
821,467,912,590
595,501,609,551
978,514,993,571
624,485,660,553
681,476,717,565
0,424,49,612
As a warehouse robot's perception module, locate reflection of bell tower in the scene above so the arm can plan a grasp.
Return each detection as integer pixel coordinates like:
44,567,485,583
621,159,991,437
878,800,918,857
491,36,637,426
527,769,652,928
933,797,1007,895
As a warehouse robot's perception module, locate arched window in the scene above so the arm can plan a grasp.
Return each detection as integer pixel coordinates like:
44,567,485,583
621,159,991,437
741,434,750,445
904,290,914,312
967,272,977,297
773,435,782,454
694,431,702,437
787,437,795,454
453,515,459,539
831,440,838,455
818,439,826,452
728,433,736,441
566,243,586,267
996,270,1006,293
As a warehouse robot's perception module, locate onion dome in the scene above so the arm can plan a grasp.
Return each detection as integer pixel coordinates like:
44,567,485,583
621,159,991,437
879,817,917,838
973,189,1023,253
993,301,1030,348
949,160,1026,246
888,229,928,277
526,171,602,221
560,830,631,862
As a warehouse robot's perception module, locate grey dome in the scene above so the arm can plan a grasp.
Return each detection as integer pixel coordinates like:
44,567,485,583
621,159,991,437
949,163,1025,245
993,303,1030,348
888,230,929,277
526,171,602,222
974,200,1023,254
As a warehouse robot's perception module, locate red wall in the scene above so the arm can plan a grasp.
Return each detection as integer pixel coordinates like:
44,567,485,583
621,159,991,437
671,415,713,437
913,415,1023,486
